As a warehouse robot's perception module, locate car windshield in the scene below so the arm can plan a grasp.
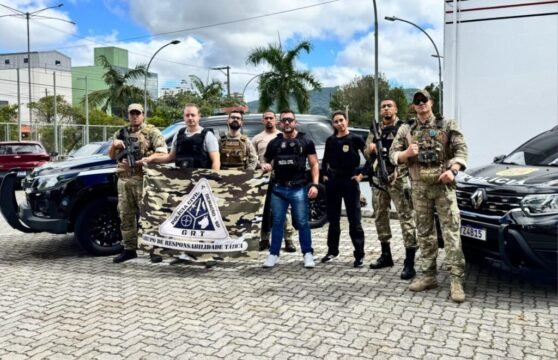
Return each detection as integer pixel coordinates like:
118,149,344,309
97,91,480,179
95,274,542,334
502,130,558,166
161,122,184,140
0,144,43,155
69,142,109,157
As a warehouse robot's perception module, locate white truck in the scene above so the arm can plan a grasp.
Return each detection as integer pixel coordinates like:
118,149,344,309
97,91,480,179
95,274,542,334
443,0,558,168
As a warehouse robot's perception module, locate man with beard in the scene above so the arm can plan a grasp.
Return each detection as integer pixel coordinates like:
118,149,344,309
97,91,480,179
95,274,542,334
252,111,296,252
261,109,319,268
365,99,417,279
390,89,468,303
219,110,258,170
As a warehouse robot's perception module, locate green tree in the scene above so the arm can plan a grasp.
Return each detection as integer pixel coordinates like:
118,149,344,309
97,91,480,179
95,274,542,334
87,55,147,119
328,74,390,128
189,75,223,115
0,104,19,140
28,95,76,124
246,40,321,113
387,86,410,121
424,83,441,115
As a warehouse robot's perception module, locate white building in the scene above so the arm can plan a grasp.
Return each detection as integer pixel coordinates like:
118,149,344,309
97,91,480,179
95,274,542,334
0,51,72,123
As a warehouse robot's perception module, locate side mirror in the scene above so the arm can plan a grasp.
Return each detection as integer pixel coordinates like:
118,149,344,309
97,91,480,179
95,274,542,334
493,154,505,163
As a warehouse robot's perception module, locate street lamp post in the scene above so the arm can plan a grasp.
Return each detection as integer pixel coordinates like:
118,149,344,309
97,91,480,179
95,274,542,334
385,15,443,115
0,3,75,140
143,40,181,116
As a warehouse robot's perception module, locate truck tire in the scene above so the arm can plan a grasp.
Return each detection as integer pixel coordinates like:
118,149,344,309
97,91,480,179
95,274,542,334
74,198,123,256
308,184,328,229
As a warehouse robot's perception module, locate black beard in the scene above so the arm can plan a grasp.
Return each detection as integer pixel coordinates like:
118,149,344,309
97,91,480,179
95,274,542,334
265,123,275,129
229,122,241,130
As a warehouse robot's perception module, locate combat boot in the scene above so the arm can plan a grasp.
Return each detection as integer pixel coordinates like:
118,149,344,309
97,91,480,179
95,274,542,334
450,278,466,303
369,242,394,269
408,276,438,292
400,247,417,280
284,239,297,253
113,249,137,263
150,253,163,263
259,239,270,251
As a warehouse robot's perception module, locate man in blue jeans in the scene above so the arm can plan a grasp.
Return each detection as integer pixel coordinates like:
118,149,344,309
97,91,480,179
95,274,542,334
261,109,320,268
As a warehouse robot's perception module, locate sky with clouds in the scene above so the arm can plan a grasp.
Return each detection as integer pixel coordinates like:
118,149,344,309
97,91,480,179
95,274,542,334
0,0,444,101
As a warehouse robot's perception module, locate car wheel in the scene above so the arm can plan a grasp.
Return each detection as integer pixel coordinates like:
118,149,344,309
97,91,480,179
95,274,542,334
308,184,327,229
75,198,122,256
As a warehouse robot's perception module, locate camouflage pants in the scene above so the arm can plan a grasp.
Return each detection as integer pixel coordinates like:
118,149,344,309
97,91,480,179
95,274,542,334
372,176,417,248
117,176,143,250
411,182,466,279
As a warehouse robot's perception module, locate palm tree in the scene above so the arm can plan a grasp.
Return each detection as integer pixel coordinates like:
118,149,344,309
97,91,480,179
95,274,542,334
246,40,321,113
87,55,147,118
188,75,223,115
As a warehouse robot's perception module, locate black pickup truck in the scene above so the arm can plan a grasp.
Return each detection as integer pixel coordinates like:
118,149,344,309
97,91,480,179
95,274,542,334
0,114,333,256
456,126,558,276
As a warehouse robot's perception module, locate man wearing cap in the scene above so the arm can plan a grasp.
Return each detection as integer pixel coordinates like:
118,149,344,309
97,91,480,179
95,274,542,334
109,103,168,264
389,89,468,303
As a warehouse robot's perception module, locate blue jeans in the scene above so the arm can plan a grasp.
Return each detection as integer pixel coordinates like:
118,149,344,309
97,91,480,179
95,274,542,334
269,184,313,256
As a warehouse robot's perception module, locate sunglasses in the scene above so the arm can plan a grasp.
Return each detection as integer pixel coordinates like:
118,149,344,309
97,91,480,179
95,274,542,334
280,118,295,123
413,97,429,105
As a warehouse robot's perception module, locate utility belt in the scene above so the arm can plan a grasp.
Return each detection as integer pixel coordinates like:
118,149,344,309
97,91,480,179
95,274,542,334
273,179,307,187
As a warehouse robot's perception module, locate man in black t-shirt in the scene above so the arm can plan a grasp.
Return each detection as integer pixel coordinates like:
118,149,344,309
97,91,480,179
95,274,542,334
261,109,320,268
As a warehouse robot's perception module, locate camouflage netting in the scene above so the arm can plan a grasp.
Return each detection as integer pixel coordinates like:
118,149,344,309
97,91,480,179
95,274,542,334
138,165,268,260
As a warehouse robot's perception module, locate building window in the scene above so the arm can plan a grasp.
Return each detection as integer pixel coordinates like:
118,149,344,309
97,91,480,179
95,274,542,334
55,60,61,65
23,58,28,64
4,59,9,65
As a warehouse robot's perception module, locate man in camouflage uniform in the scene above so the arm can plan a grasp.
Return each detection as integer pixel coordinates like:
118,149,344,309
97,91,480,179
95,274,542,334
389,90,468,303
219,110,258,170
108,103,168,264
365,99,417,280
252,111,296,252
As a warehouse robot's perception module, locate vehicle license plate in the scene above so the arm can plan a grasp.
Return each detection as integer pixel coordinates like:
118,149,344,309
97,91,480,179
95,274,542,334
460,224,487,241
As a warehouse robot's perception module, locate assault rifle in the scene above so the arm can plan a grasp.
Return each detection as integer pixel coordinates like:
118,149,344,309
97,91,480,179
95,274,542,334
115,127,140,173
369,117,390,190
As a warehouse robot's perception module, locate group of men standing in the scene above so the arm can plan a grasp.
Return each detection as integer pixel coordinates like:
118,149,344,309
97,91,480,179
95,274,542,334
108,89,469,303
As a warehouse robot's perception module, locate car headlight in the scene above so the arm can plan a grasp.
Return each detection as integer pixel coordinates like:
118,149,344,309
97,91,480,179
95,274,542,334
520,194,558,216
33,172,79,192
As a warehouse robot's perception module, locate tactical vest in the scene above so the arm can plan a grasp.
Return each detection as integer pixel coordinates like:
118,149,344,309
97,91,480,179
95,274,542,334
175,128,211,169
407,117,448,184
273,133,307,183
326,134,361,178
116,125,156,177
219,134,248,169
379,121,403,175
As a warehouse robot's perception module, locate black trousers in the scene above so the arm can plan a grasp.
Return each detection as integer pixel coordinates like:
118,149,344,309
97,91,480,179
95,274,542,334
326,176,365,259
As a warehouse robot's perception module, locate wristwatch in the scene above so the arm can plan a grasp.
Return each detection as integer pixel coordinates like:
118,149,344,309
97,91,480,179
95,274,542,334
450,168,459,176
310,183,320,190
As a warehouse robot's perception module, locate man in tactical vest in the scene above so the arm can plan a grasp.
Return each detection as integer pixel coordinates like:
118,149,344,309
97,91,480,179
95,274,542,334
141,103,220,171
219,110,258,170
109,103,168,264
364,99,417,280
390,90,468,303
261,109,320,268
252,111,296,253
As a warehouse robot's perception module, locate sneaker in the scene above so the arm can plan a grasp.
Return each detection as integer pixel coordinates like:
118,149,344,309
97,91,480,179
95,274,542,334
113,249,137,263
303,253,315,268
263,254,279,268
321,254,338,263
353,258,364,268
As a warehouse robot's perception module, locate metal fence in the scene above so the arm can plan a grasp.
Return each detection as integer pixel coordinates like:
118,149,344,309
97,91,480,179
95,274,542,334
0,122,123,156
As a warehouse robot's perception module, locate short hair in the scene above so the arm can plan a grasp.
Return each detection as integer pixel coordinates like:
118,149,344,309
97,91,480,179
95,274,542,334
229,109,244,119
330,110,346,121
380,98,398,107
280,109,295,118
262,110,275,117
184,103,200,114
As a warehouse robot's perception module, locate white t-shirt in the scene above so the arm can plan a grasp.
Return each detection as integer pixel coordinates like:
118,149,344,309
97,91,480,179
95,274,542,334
171,126,219,153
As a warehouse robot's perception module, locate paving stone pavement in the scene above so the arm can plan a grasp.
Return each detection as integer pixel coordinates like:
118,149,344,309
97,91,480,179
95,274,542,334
0,197,557,359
